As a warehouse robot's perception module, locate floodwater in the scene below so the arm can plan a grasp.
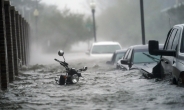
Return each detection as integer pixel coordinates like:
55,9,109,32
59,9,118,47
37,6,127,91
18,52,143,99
1,53,184,110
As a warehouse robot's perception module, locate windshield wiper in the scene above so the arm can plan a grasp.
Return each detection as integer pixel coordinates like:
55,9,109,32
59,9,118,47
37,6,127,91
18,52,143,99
142,52,160,63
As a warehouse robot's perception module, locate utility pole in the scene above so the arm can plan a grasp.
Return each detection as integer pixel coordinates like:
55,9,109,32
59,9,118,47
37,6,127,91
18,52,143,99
33,0,39,40
140,0,145,45
90,0,97,42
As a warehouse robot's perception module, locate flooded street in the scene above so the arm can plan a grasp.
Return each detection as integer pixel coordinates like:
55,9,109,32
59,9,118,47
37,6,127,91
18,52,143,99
1,53,184,110
1,0,184,109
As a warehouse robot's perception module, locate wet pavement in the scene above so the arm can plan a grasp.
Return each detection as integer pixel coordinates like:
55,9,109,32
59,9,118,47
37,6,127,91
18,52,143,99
1,53,184,110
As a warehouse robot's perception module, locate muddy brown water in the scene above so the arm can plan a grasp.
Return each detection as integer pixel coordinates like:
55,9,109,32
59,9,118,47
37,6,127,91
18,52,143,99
1,53,184,110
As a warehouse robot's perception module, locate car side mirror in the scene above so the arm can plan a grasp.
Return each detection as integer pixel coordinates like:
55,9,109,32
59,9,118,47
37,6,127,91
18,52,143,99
149,40,176,56
121,59,129,65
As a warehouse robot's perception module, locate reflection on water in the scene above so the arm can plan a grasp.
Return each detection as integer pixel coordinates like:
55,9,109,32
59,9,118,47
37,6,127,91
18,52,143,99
1,57,184,110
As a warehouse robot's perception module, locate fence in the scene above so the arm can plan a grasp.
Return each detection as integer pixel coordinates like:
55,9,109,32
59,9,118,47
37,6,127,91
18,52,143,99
0,0,30,90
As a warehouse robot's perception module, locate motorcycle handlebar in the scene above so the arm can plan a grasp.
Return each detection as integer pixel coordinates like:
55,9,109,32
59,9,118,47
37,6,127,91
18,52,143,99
55,58,87,71
54,58,61,63
54,58,68,67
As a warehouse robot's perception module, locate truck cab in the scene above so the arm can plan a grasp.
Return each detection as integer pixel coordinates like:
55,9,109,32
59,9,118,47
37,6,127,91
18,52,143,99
148,24,184,85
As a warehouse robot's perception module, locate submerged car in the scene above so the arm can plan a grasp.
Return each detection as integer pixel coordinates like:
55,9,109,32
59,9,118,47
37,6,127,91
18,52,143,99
106,49,127,68
119,44,163,71
86,41,122,58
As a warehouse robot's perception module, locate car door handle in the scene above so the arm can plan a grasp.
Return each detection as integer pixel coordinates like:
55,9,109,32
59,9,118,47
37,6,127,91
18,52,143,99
173,61,175,64
161,58,169,64
164,61,169,64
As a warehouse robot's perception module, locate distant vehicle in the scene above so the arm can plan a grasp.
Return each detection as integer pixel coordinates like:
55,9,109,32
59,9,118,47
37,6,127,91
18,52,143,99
86,41,122,58
148,24,184,85
119,44,163,71
106,49,127,68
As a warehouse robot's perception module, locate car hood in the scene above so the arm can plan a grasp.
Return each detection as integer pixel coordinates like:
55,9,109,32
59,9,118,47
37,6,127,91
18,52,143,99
131,62,158,73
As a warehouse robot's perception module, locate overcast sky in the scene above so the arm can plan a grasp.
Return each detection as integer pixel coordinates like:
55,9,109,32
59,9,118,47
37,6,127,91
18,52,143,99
40,0,91,14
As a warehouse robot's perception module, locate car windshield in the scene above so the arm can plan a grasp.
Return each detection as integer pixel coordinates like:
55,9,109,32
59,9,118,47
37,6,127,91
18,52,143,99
133,50,160,64
91,45,121,54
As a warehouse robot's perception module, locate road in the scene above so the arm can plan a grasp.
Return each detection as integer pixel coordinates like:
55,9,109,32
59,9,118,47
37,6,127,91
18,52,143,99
0,52,184,110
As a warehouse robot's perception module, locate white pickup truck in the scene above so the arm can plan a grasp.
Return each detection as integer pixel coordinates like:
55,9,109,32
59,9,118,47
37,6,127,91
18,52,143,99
148,24,184,86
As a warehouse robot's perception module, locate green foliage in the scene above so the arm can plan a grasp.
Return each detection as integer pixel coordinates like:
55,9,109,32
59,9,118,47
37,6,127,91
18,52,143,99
35,5,93,52
9,0,93,52
10,0,39,12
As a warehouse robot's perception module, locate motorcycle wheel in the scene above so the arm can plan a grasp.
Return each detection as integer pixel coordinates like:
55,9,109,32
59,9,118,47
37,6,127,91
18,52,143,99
59,75,66,85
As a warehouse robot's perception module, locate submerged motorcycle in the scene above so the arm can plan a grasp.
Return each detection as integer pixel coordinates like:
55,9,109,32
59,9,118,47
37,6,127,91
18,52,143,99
54,50,87,85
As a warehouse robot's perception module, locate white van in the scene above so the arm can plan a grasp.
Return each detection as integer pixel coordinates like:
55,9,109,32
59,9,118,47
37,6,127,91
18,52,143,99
86,41,122,58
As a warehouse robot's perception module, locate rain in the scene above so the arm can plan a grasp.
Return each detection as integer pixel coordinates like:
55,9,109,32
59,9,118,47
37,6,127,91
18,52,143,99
0,0,184,110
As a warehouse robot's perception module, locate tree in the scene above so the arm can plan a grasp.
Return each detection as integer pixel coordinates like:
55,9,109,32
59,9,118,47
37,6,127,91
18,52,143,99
34,5,93,52
9,0,93,53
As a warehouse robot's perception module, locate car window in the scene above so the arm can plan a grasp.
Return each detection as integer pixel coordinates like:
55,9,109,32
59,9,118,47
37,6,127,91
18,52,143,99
133,49,160,64
127,49,132,60
123,48,130,59
180,29,184,53
166,29,178,50
172,29,181,50
164,29,173,50
91,45,121,54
